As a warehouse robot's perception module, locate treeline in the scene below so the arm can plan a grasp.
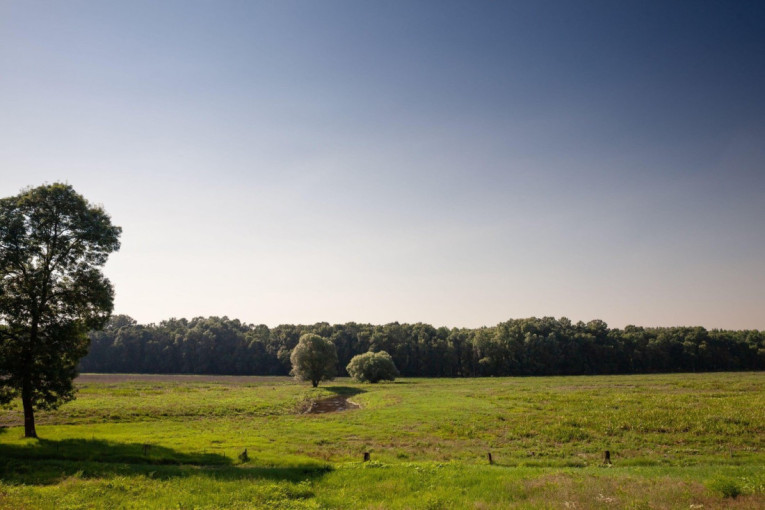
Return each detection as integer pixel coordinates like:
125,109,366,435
81,315,765,376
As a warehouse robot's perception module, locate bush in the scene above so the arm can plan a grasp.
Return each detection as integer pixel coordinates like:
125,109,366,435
346,351,399,383
707,477,742,498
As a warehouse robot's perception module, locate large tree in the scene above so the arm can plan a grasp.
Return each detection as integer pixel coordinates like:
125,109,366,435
0,183,121,437
289,333,337,387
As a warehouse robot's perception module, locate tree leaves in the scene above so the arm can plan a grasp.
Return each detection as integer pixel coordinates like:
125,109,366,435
0,183,121,431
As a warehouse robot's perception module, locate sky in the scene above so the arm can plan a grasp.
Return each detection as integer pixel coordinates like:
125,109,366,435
1,1,764,330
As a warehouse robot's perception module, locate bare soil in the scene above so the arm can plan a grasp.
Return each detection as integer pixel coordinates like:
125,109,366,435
304,395,360,414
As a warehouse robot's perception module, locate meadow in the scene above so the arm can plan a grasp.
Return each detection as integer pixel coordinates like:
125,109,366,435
1,372,763,509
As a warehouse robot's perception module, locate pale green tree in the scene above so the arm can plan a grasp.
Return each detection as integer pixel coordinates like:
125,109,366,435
346,350,399,383
289,333,337,387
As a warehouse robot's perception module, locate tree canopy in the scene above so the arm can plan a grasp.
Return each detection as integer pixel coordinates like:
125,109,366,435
346,351,399,383
81,316,764,378
0,183,121,437
289,333,338,387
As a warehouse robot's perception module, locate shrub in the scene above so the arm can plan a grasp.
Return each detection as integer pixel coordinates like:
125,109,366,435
707,477,742,498
346,351,399,383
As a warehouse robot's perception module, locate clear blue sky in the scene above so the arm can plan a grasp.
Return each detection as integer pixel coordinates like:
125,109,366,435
2,1,764,329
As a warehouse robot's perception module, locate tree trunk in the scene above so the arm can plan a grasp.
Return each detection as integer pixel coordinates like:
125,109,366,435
22,386,37,438
312,380,318,388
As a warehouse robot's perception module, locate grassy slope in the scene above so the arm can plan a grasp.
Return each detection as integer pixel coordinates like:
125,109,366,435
0,373,763,509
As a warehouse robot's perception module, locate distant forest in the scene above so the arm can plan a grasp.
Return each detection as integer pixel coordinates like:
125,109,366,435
81,315,765,376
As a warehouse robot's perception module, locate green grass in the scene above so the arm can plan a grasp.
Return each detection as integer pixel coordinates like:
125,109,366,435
1,373,763,508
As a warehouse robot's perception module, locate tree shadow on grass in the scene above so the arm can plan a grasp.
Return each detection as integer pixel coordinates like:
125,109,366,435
323,386,367,397
13,438,231,465
0,438,332,486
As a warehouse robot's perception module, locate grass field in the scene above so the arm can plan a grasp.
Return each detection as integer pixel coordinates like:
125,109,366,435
1,372,763,509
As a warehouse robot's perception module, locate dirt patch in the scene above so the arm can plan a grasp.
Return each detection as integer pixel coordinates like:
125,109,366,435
304,395,360,414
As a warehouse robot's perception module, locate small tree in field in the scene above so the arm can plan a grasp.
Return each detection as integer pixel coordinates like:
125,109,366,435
290,333,337,387
346,351,399,383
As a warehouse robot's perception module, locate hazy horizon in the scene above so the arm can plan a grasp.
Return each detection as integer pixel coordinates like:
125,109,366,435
99,312,764,333
2,1,764,331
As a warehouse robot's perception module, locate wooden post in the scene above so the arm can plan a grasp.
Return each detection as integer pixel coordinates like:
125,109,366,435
363,452,370,462
487,452,493,465
604,450,611,465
